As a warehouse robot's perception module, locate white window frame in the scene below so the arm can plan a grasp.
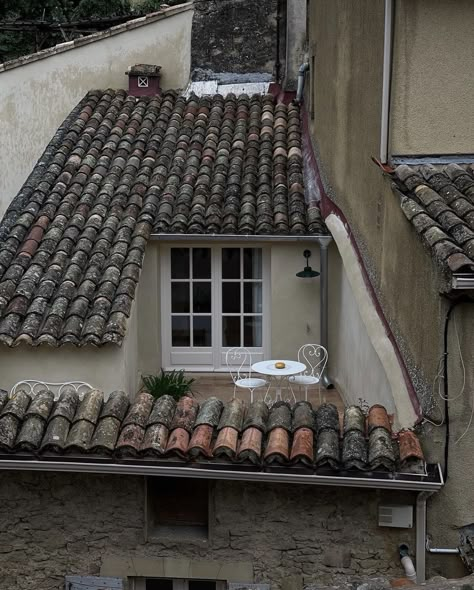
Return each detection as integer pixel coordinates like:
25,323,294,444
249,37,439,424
138,76,149,88
132,580,227,590
160,245,271,371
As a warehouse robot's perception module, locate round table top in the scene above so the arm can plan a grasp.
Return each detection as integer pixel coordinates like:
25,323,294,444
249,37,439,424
252,360,306,376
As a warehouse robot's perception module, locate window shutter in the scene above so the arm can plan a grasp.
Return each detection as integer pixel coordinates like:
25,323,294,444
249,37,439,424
65,576,123,589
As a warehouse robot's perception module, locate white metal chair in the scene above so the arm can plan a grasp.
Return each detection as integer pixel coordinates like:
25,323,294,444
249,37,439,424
225,347,267,402
10,380,94,400
289,344,328,403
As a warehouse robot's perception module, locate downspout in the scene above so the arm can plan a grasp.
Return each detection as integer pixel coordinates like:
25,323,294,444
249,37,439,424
319,236,333,388
416,491,435,584
295,62,309,104
275,0,282,84
380,0,394,163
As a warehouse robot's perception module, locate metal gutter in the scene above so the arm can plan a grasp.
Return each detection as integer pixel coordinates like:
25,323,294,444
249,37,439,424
150,233,330,243
391,155,474,166
0,459,443,492
452,274,474,290
319,237,333,387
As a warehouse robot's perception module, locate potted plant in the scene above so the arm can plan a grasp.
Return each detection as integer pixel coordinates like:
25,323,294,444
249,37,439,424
141,369,195,401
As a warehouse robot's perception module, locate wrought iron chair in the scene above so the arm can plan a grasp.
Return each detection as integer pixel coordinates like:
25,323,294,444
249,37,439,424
289,344,328,403
10,380,94,400
225,347,267,403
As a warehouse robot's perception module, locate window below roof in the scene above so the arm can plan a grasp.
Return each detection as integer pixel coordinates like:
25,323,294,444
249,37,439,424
161,246,270,370
146,477,210,541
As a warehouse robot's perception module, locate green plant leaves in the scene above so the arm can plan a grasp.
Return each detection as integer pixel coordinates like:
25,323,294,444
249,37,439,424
142,369,195,401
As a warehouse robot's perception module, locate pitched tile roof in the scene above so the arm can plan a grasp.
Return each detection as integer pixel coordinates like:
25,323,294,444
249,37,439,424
0,389,427,477
392,164,474,275
0,89,327,348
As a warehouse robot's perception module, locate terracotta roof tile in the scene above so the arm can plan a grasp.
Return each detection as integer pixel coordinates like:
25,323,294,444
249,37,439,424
392,163,474,276
0,391,431,479
0,90,327,347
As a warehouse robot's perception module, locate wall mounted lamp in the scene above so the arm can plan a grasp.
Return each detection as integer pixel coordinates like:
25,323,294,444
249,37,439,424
296,249,320,278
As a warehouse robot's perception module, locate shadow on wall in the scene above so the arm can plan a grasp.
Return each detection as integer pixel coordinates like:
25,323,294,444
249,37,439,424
328,242,395,412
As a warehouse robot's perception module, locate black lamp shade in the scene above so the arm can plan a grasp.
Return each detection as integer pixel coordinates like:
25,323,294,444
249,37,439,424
296,249,320,278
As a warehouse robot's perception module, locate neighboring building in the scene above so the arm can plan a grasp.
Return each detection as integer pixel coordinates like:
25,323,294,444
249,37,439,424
306,0,474,579
0,390,440,588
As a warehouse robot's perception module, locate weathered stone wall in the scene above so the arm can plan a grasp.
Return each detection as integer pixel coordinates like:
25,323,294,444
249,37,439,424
191,0,280,79
0,472,416,589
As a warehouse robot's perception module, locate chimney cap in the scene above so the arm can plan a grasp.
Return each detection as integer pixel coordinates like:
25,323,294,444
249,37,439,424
126,64,161,77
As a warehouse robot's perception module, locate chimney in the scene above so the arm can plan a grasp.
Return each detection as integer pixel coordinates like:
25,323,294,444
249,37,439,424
126,64,162,96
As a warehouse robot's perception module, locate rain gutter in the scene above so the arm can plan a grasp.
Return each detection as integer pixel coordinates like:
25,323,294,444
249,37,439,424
0,459,443,492
150,234,329,243
452,274,474,290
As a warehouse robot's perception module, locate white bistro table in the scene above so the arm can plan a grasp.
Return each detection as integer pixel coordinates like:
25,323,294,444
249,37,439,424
251,360,306,405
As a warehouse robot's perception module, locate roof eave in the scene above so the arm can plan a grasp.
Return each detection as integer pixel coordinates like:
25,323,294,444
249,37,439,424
150,233,332,244
451,273,474,291
0,458,444,492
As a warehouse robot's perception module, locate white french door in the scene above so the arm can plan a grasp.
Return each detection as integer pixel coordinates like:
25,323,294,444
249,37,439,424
161,246,269,370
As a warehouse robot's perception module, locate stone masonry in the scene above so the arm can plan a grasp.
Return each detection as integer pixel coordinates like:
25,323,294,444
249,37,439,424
0,472,416,589
191,0,280,79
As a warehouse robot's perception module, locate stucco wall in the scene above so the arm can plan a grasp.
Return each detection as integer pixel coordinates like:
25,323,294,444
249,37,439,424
308,0,474,578
0,471,416,589
328,243,394,413
307,0,444,411
141,241,322,371
390,0,474,155
0,304,140,396
0,6,193,218
270,242,321,360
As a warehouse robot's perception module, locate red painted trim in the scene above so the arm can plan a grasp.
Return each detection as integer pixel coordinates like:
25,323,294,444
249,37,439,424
300,106,422,419
268,83,296,105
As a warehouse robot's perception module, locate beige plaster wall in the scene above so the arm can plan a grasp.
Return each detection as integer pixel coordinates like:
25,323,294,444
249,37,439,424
0,296,140,396
420,302,474,579
328,242,394,414
270,242,321,360
0,6,193,217
308,0,474,577
391,0,474,155
137,241,322,373
0,340,129,396
136,242,162,380
307,0,443,401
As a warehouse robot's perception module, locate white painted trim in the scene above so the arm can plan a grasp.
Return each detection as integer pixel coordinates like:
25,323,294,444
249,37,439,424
325,213,417,427
160,245,270,370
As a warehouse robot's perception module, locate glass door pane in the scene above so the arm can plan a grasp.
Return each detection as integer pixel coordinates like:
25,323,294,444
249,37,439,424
169,248,212,366
221,247,263,353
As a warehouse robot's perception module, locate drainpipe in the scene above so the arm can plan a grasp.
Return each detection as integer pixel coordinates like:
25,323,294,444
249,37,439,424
319,236,333,388
380,0,394,163
399,544,417,582
426,538,460,555
416,490,435,584
295,62,309,104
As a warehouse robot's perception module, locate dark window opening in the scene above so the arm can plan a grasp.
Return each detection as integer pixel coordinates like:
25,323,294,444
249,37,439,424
147,477,209,540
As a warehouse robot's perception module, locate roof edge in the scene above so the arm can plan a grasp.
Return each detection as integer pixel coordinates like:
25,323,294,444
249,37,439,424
150,233,332,242
0,3,193,74
0,458,444,492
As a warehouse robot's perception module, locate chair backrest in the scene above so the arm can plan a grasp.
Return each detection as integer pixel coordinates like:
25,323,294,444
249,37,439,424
225,347,253,383
10,380,94,400
297,344,328,379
